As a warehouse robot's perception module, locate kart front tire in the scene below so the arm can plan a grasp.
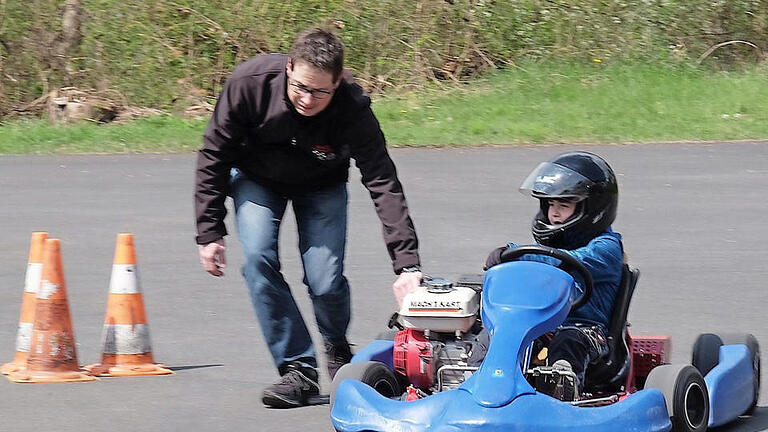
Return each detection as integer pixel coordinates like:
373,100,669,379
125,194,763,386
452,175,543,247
718,333,760,415
330,361,401,409
645,364,709,432
692,333,723,377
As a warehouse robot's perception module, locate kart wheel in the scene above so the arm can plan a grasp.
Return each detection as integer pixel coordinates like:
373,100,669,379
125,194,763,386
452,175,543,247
645,364,709,432
719,333,760,415
330,361,401,409
692,333,723,377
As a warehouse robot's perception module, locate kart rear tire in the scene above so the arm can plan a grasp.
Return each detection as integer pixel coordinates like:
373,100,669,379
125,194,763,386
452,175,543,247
718,333,760,415
692,333,723,377
645,364,709,432
330,361,401,409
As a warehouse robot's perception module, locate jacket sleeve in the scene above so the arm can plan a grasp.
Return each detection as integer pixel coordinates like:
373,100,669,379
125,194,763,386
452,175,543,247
509,235,623,288
566,236,624,285
194,77,252,245
348,108,420,273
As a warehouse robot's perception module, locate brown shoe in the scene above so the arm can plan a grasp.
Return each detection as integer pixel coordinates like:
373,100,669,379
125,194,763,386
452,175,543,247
262,363,320,408
325,339,353,380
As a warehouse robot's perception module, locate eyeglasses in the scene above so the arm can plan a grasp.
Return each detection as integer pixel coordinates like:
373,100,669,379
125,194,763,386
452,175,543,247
288,80,334,100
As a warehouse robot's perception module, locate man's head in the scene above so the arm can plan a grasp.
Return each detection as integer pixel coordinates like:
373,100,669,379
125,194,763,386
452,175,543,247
286,28,344,117
519,152,618,249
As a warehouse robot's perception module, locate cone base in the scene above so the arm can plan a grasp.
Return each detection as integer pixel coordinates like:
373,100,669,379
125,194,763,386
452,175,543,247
85,362,173,377
1,359,27,375
7,369,97,383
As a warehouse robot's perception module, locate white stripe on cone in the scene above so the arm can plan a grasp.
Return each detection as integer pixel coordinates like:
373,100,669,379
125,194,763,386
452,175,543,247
38,281,59,300
15,322,33,353
24,263,42,293
102,324,152,354
109,264,142,294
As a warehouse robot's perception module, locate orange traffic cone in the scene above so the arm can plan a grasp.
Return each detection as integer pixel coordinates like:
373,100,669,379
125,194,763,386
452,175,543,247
7,239,96,383
85,233,172,377
2,232,49,375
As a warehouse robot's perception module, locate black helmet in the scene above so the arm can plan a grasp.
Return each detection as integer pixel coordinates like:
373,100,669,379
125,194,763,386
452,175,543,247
519,151,618,249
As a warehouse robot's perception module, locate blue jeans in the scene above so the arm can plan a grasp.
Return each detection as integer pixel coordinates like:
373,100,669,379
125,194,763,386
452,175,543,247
230,168,350,371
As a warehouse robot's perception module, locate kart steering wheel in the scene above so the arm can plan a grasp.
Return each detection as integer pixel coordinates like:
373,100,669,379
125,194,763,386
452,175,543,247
499,245,594,310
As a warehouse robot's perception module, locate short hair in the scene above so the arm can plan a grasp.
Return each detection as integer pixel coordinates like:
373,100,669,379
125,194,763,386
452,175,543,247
289,28,344,82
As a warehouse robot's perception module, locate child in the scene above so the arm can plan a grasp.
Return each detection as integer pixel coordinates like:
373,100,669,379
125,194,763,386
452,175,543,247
484,151,623,401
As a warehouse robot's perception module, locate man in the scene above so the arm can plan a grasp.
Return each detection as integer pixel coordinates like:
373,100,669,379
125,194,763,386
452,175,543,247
195,28,422,408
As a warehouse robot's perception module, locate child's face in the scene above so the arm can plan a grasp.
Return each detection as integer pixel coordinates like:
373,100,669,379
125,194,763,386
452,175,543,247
547,199,576,224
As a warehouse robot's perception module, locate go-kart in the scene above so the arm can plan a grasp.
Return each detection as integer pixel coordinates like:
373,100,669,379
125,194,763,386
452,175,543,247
330,245,760,432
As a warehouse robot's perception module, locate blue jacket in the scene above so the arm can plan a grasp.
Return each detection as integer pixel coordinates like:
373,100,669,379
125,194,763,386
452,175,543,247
506,228,623,328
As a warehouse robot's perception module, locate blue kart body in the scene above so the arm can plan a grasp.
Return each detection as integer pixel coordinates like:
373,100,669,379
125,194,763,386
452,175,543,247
705,344,756,427
331,261,757,432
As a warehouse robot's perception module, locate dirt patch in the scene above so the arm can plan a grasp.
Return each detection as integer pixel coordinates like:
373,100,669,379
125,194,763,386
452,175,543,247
9,87,212,124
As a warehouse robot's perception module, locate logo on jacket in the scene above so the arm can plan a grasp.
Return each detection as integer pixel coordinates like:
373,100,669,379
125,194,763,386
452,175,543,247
311,144,336,161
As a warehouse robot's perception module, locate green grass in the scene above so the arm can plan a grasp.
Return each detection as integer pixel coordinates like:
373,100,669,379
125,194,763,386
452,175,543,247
374,62,768,145
0,116,206,154
1,62,767,154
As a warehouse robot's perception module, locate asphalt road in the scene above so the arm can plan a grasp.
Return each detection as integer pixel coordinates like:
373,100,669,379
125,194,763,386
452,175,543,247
1,142,767,431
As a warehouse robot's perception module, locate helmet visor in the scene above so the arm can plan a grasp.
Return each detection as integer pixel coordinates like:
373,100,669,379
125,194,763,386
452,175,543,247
519,162,594,200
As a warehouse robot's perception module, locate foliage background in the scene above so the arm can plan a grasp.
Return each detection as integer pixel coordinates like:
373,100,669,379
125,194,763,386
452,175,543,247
1,0,766,117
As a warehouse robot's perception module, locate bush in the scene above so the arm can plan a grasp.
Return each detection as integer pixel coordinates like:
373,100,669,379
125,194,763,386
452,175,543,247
0,0,766,117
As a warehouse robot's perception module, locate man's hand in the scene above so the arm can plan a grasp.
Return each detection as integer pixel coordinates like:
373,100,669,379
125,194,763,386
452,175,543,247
198,239,227,277
392,271,423,307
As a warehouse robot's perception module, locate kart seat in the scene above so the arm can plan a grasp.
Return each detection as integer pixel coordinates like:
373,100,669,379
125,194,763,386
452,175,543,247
583,264,640,393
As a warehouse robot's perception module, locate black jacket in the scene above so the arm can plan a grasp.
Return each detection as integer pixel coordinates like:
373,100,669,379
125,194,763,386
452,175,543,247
195,54,419,272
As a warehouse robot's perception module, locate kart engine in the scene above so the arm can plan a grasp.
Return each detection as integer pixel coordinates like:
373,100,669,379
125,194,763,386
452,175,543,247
392,277,482,392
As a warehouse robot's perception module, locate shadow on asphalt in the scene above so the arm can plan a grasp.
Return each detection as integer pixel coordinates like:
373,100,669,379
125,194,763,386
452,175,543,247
711,407,768,432
167,364,224,371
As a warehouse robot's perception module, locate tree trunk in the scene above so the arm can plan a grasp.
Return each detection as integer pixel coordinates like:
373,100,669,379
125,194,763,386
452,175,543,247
56,0,82,78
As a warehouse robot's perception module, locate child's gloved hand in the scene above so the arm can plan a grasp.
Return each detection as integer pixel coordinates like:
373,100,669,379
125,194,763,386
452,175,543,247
484,246,508,270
